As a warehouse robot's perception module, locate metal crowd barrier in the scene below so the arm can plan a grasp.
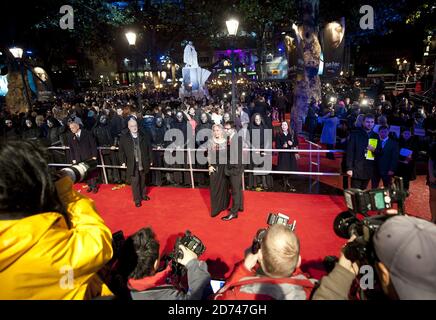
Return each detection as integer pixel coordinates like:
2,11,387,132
48,145,344,192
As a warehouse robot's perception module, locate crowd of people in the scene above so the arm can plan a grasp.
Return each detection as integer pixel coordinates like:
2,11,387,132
0,138,435,300
308,84,435,215
0,76,436,300
0,82,297,194
0,79,435,213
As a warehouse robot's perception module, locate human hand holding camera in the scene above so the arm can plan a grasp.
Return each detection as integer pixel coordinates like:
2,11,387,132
177,244,198,266
244,251,260,271
339,235,359,276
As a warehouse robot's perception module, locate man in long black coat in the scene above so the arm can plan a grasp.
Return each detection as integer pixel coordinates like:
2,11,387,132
119,117,153,207
68,120,99,192
346,114,379,190
221,121,244,221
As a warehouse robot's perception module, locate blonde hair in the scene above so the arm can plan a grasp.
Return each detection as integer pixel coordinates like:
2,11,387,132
260,225,300,278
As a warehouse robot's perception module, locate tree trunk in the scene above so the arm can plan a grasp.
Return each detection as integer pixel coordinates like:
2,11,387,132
291,0,321,134
5,59,31,114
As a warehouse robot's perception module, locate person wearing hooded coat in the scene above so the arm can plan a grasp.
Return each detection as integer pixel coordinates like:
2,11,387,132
93,114,121,184
247,113,273,190
169,111,193,186
195,112,213,186
150,117,168,186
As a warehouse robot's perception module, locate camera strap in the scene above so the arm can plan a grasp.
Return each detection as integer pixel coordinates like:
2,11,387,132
216,276,315,300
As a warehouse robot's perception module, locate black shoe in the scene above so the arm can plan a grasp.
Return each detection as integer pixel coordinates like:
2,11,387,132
142,195,150,201
221,212,238,221
92,187,99,194
135,201,142,207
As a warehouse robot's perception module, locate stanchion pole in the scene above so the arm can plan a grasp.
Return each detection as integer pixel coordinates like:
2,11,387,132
309,142,312,193
317,146,321,193
99,148,109,185
187,148,195,189
242,171,245,191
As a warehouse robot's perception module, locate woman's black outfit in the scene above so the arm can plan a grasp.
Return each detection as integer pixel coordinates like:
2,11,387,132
247,114,273,190
208,139,230,217
275,130,298,191
397,136,418,190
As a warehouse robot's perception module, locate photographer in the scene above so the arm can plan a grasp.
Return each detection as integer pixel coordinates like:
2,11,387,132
313,215,436,300
215,224,315,300
121,228,211,300
0,140,113,299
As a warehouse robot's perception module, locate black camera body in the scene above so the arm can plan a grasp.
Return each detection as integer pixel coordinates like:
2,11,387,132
174,230,206,260
333,177,407,265
160,230,205,291
252,213,296,254
343,176,407,216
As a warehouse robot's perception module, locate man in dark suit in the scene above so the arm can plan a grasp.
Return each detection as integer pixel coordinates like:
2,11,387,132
222,121,244,221
68,120,99,193
275,90,288,123
119,117,153,207
346,114,379,190
372,125,399,188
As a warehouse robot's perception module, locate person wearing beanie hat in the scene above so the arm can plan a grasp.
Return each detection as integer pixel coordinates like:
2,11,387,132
373,215,436,299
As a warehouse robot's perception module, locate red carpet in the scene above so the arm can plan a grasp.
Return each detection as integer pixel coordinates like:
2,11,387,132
75,184,348,280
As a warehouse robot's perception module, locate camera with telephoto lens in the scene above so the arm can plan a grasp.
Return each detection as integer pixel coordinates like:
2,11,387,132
251,213,296,254
58,159,98,183
332,176,408,265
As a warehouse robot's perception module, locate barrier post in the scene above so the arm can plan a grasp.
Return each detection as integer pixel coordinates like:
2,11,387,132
309,142,312,193
187,148,195,189
317,145,321,193
99,148,109,185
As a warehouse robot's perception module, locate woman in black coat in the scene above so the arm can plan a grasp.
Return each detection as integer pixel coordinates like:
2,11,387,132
275,121,299,191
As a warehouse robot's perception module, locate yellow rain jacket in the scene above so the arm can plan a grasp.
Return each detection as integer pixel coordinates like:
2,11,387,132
0,177,113,299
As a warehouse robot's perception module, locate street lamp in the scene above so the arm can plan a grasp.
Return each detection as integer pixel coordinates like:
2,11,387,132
226,19,239,121
9,47,31,108
125,32,137,46
9,47,23,59
125,32,139,86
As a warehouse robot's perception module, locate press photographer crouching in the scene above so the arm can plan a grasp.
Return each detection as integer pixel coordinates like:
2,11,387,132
313,178,436,300
215,213,315,300
0,140,113,299
117,228,212,300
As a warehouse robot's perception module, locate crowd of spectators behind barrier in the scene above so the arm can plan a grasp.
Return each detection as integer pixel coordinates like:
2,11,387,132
1,77,436,300
0,79,435,191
